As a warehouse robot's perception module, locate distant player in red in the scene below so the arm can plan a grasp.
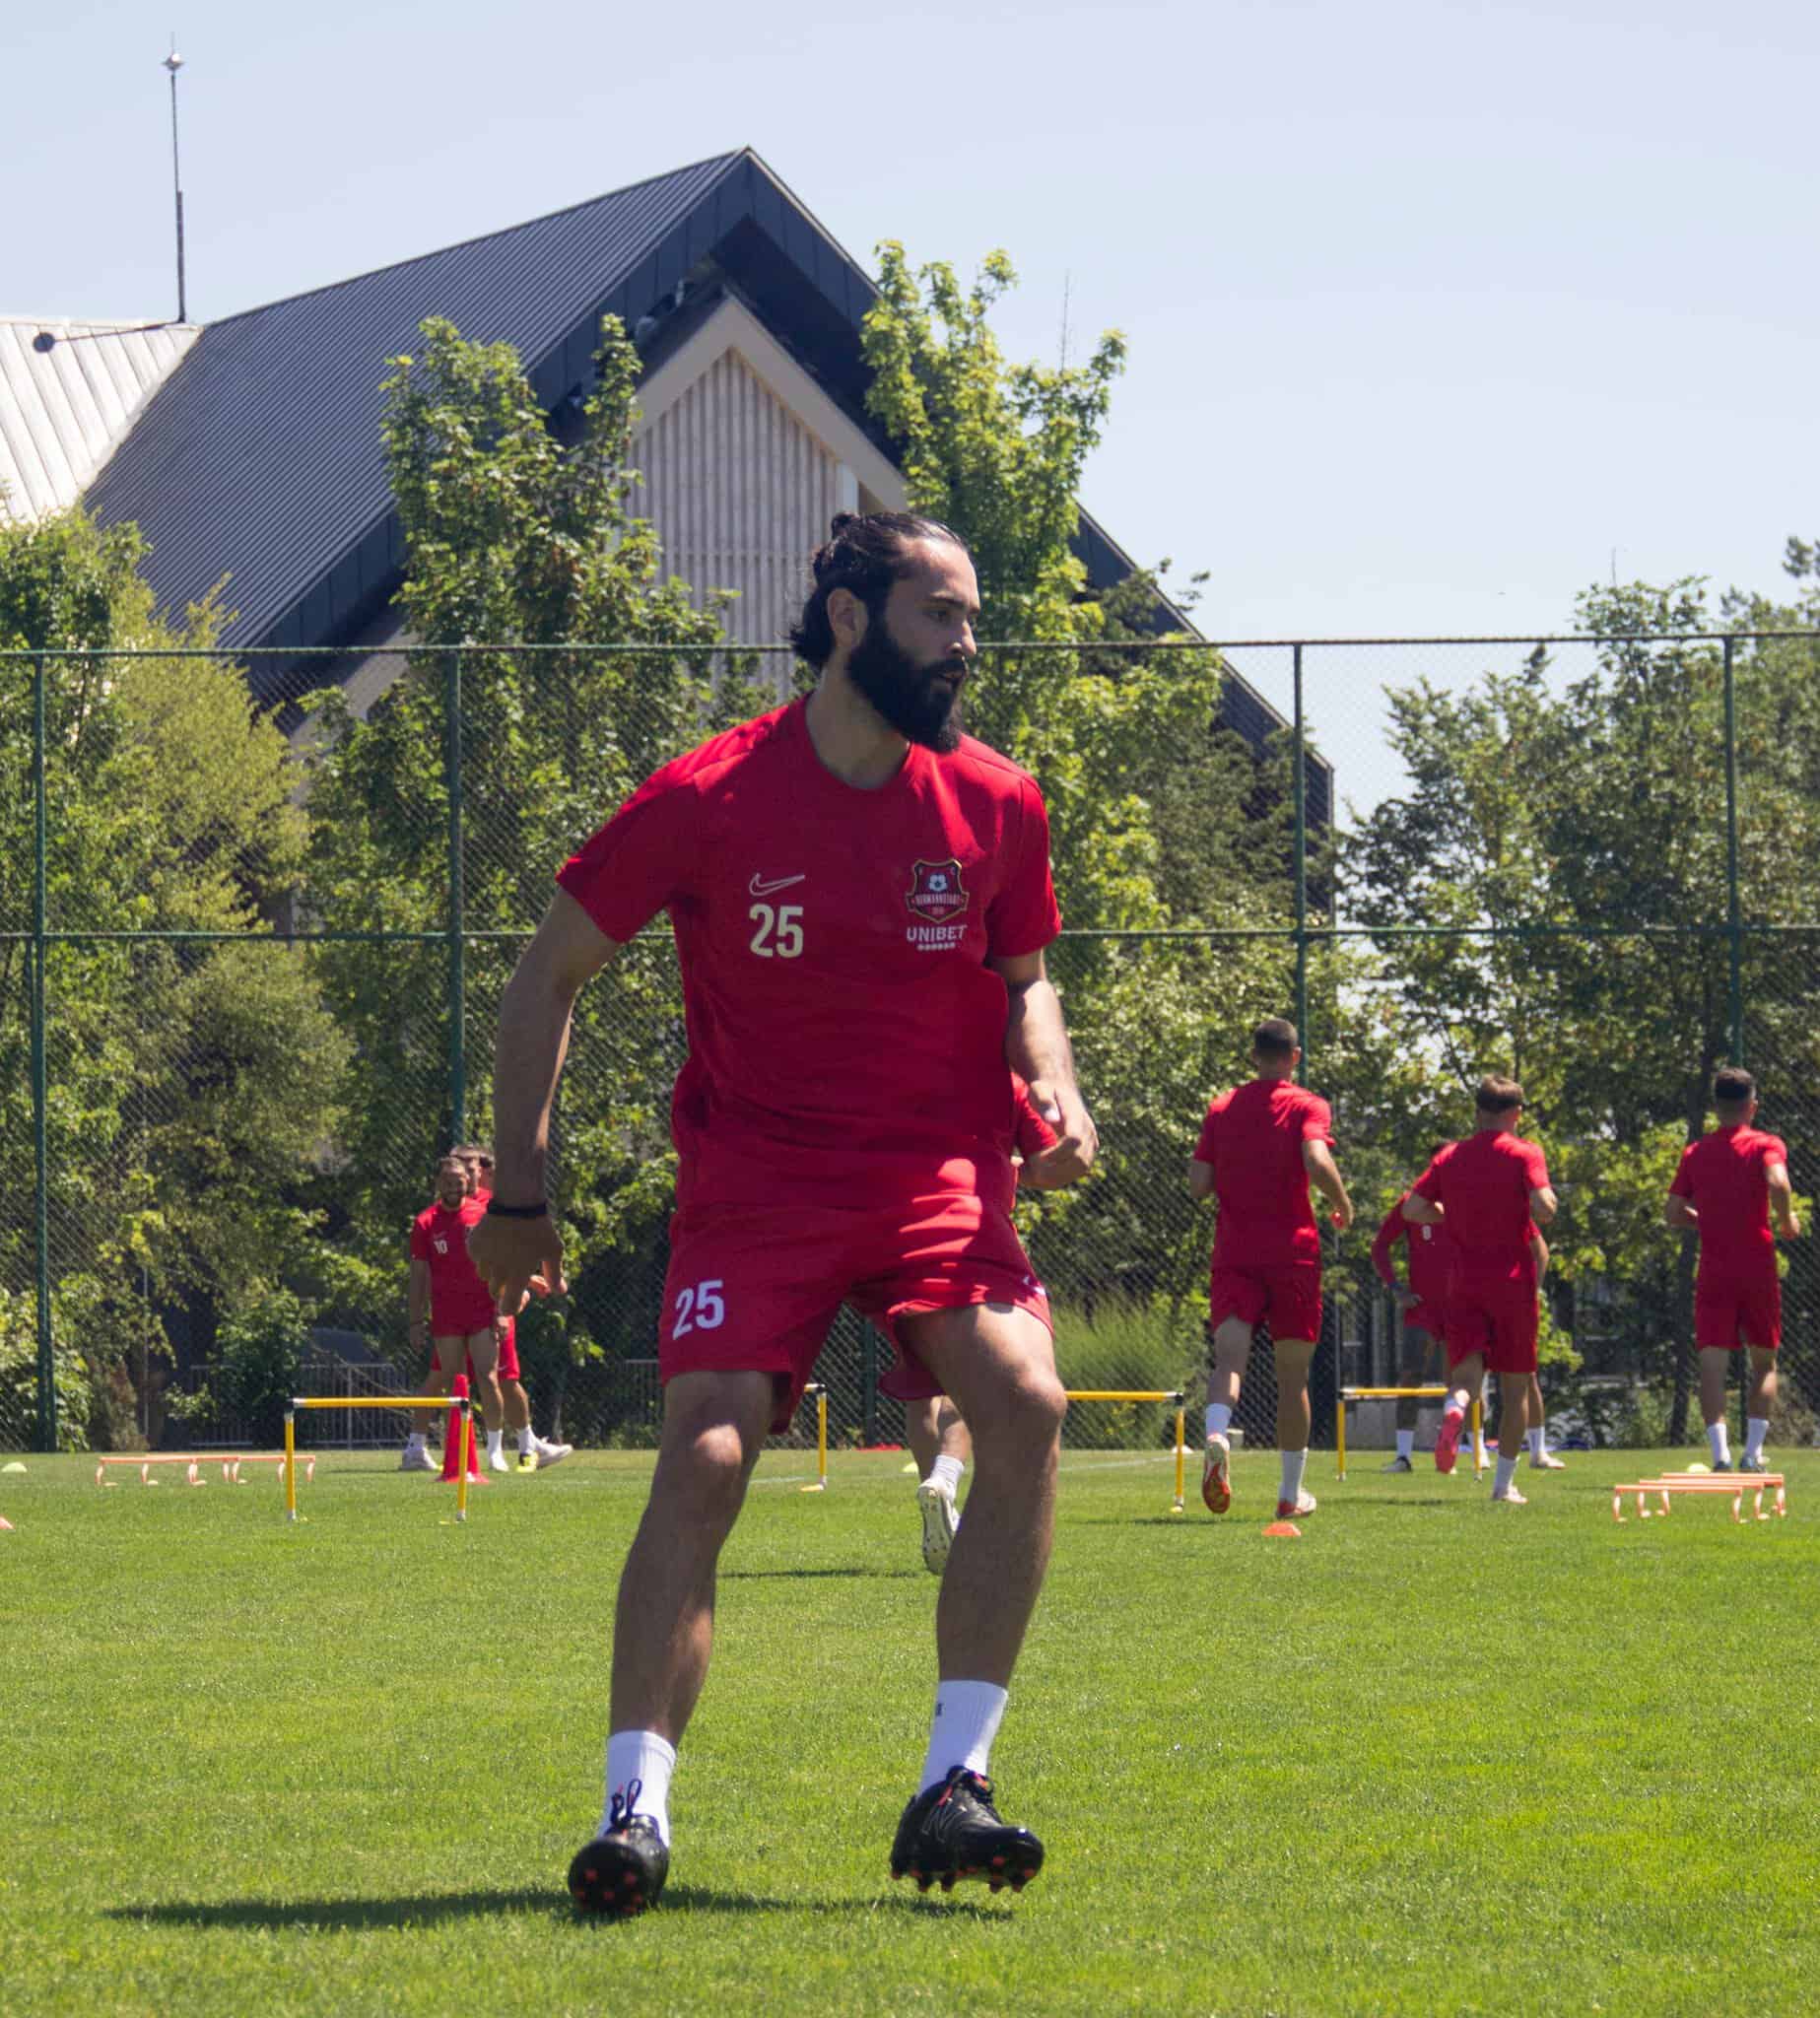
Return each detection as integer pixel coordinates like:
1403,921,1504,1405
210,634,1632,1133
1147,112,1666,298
470,512,1096,1916
1664,1066,1799,1474
404,1154,510,1469
1190,1018,1354,1522
1403,1076,1558,1503
457,1145,572,1472
1374,1167,1559,1471
908,1073,1064,1574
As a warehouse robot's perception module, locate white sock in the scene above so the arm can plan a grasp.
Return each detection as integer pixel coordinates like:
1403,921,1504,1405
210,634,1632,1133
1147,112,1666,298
1745,1417,1769,1461
1395,1429,1415,1459
405,1431,426,1450
517,1427,535,1454
603,1730,675,1847
1708,1421,1731,1465
1494,1454,1518,1496
1279,1448,1308,1504
1205,1402,1233,1439
485,1429,504,1458
1525,1427,1543,1457
930,1453,965,1493
920,1680,1008,1793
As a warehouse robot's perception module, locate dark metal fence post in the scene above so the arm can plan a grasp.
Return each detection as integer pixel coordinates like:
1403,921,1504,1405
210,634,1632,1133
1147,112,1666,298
1293,642,1310,1082
1722,634,1742,1067
444,648,467,1146
32,653,55,1450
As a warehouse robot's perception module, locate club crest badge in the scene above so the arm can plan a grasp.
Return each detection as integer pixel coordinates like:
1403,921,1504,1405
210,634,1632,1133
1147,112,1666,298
906,858,969,924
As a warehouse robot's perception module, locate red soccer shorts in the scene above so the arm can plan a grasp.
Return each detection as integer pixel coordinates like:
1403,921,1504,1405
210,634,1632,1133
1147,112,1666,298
1207,1262,1322,1344
659,1187,1050,1433
1443,1279,1537,1375
1695,1269,1782,1351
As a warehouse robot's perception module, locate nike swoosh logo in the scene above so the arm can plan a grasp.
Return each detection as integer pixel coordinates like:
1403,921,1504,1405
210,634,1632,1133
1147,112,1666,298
749,872,805,897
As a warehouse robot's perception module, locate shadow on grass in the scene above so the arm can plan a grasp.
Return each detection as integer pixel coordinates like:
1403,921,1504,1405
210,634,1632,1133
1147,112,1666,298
110,1884,1010,1928
719,1567,920,1581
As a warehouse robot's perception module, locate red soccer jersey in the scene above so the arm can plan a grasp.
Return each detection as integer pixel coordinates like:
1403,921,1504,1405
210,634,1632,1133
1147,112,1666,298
1009,1072,1059,1162
410,1196,499,1334
558,699,1061,1204
1668,1125,1788,1277
1193,1078,1335,1267
1372,1195,1451,1307
1413,1130,1550,1280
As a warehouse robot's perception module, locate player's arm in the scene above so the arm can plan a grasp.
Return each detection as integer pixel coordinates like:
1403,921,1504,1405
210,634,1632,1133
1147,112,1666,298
469,888,621,1311
1188,1157,1215,1204
1663,1193,1698,1231
1402,1192,1443,1225
1304,1137,1353,1231
1529,1229,1549,1287
407,1256,430,1351
1528,1183,1558,1227
1371,1207,1417,1306
1767,1160,1801,1240
993,948,1096,1186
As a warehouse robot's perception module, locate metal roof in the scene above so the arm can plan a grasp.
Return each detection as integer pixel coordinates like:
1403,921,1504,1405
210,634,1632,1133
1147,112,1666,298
0,317,198,524
84,152,761,657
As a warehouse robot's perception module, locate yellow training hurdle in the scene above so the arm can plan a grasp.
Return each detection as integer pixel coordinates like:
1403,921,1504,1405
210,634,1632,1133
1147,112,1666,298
1064,1390,1188,1514
1335,1386,1484,1480
285,1396,472,1524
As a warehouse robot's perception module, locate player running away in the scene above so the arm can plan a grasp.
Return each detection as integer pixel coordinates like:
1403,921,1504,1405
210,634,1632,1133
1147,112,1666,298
1191,1019,1354,1523
1373,1164,1560,1471
1402,1077,1558,1504
403,1154,511,1471
471,512,1095,1916
906,1072,1064,1574
1663,1067,1799,1473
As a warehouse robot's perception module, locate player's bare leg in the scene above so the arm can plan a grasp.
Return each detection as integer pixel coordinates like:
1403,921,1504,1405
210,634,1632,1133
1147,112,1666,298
889,1303,1062,1895
1201,1316,1252,1514
1698,1345,1734,1468
908,1396,971,1574
1740,1343,1778,1470
400,1355,445,1469
1435,1352,1482,1475
462,1329,508,1470
1271,1336,1317,1517
1523,1372,1565,1468
1489,1374,1532,1501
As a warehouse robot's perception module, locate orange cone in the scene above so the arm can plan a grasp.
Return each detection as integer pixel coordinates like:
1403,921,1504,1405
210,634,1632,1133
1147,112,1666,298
439,1374,485,1483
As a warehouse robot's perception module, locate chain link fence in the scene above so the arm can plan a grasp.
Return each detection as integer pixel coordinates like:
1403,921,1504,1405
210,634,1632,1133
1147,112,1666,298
4,631,1818,1455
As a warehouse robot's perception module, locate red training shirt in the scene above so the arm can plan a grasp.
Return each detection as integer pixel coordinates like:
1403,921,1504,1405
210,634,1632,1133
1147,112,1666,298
410,1196,500,1334
1193,1078,1335,1267
1412,1130,1550,1282
558,698,1061,1205
1668,1124,1788,1280
1372,1195,1452,1309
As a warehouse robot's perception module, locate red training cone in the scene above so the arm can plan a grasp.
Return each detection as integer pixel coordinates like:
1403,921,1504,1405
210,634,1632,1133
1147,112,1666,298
439,1374,485,1482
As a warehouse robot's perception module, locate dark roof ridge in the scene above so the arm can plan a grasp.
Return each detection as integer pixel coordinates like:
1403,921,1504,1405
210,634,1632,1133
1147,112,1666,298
200,148,753,334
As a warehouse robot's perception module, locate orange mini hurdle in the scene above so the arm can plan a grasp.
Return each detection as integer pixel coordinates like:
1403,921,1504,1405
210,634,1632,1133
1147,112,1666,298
95,1453,319,1488
1610,1471,1786,1524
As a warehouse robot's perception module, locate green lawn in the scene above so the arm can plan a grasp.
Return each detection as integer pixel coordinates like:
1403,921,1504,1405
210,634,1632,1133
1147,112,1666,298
2,1442,1815,2017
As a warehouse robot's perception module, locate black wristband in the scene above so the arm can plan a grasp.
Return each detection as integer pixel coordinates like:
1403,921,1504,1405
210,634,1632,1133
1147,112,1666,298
484,1199,549,1220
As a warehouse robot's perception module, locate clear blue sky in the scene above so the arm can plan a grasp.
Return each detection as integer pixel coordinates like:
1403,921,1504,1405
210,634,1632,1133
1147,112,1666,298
8,1,1814,690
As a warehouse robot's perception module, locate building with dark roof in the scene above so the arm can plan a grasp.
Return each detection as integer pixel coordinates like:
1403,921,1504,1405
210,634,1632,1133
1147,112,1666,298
13,145,1328,819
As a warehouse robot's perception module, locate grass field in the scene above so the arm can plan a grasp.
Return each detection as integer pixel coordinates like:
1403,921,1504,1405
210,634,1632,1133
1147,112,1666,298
2,1440,1816,2017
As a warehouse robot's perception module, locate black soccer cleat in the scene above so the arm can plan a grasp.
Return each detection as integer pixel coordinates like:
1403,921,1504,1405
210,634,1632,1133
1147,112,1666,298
889,1767,1045,1896
567,1779,669,1918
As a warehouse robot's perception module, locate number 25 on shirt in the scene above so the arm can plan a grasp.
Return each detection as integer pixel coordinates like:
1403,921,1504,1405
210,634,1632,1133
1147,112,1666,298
748,904,803,959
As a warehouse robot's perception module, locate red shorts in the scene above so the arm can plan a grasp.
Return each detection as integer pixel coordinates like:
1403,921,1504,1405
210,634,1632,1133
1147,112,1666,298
472,1321,519,1382
1443,1279,1537,1375
1208,1262,1321,1343
659,1189,1050,1434
1695,1271,1781,1351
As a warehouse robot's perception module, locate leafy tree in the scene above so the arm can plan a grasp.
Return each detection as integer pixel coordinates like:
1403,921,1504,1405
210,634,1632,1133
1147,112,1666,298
0,507,346,1446
301,315,761,1385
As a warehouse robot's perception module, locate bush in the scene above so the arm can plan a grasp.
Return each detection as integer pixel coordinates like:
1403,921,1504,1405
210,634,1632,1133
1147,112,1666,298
0,1285,96,1451
202,1287,314,1446
1050,1298,1200,1449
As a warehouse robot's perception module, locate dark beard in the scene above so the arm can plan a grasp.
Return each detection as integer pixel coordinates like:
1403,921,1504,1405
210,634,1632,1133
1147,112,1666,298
845,621,964,753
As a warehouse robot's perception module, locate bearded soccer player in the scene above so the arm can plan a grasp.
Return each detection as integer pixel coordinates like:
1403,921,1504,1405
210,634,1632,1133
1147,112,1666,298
1663,1067,1799,1473
1403,1077,1557,1504
1191,1019,1353,1522
404,1154,511,1470
470,512,1095,1916
907,1072,1064,1573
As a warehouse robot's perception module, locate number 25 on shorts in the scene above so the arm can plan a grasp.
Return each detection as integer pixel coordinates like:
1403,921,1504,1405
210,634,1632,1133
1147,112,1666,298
748,904,803,959
673,1279,726,1337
